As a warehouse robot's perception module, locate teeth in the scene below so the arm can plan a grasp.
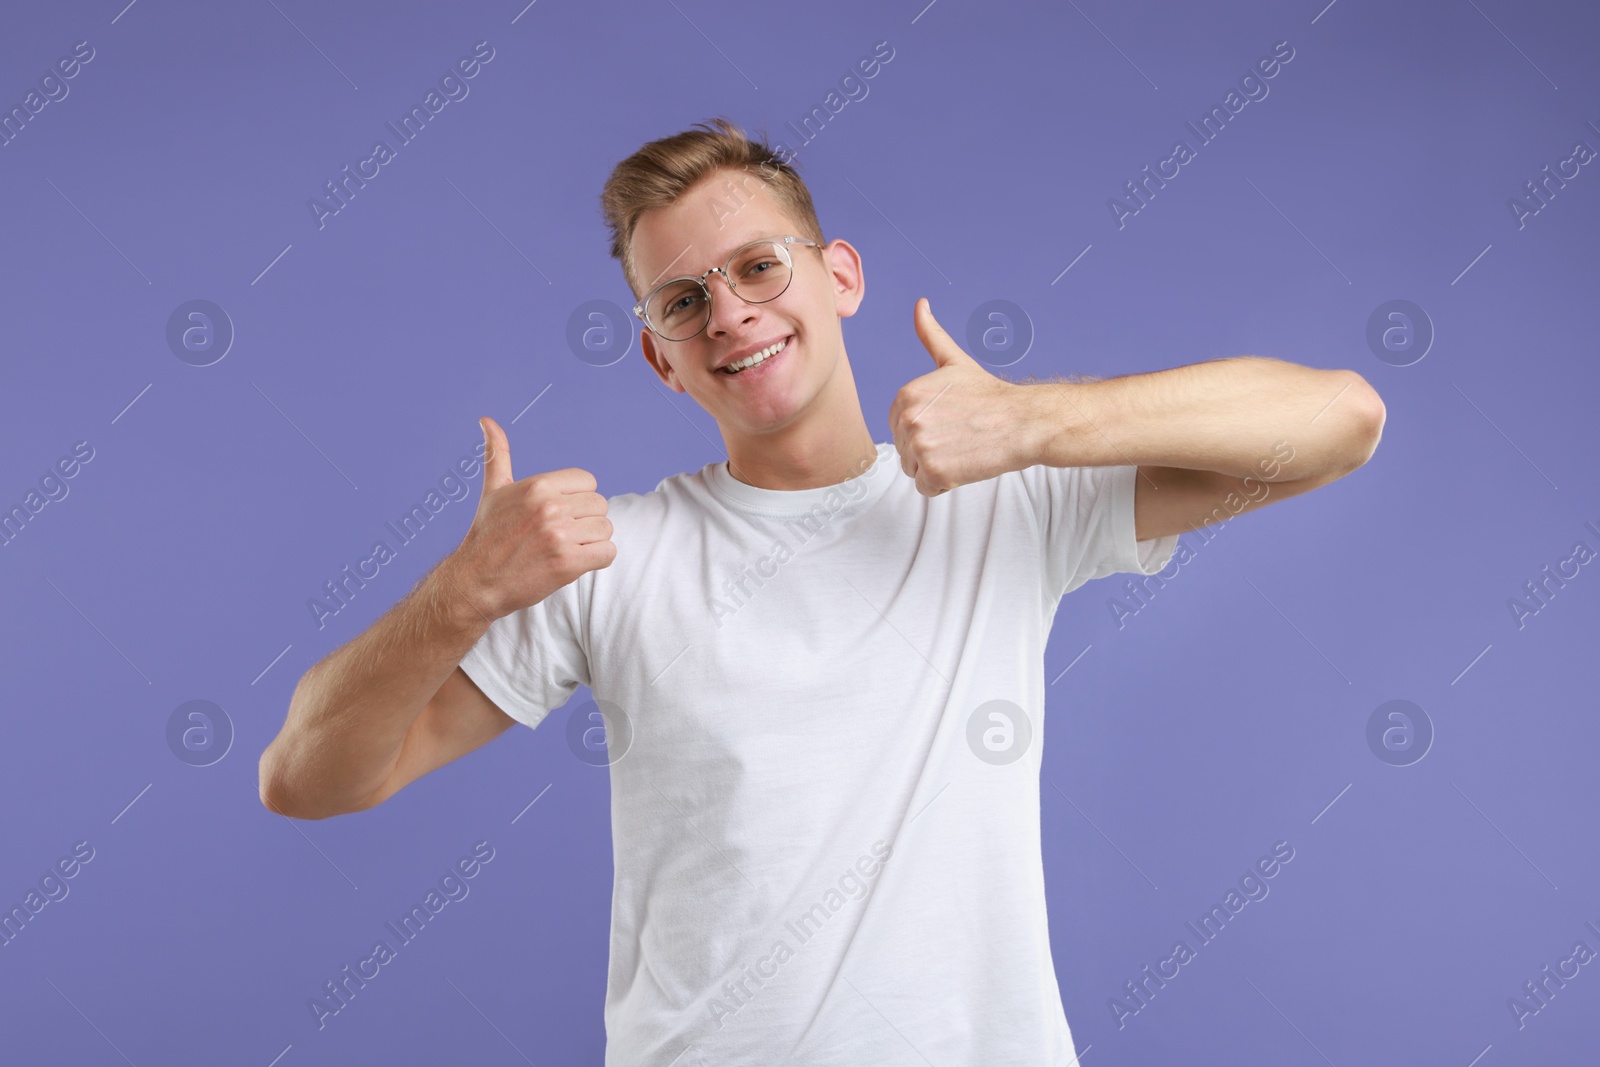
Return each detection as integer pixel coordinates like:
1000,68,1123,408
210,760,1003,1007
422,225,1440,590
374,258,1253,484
723,338,788,374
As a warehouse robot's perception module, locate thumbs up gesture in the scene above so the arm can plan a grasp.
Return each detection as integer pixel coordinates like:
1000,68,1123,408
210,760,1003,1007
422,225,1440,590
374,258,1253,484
889,298,1034,497
444,416,616,621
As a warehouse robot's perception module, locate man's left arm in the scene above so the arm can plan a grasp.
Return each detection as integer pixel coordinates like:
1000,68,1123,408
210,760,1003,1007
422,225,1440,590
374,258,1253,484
1018,356,1387,541
890,298,1387,538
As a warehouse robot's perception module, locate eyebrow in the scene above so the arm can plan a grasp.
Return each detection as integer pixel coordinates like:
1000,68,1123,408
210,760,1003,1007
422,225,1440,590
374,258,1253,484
641,243,696,291
641,232,771,291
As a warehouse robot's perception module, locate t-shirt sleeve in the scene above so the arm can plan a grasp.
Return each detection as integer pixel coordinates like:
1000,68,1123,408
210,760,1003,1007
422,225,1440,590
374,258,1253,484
1018,462,1180,600
457,574,592,731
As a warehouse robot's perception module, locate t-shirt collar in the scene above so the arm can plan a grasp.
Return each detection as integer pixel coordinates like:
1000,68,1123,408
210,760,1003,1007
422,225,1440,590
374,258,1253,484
707,441,897,517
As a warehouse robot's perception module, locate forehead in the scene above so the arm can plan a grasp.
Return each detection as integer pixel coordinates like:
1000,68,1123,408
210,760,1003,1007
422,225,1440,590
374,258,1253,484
632,169,799,290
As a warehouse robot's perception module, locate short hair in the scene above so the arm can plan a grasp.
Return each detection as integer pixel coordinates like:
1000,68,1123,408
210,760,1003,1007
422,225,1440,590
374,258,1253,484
599,116,827,301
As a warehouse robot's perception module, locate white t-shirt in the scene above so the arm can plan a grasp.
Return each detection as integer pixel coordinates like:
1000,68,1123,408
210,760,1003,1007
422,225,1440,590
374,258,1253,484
459,441,1178,1065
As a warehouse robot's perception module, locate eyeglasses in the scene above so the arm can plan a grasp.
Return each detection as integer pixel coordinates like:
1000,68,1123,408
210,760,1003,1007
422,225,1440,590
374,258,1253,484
633,235,820,342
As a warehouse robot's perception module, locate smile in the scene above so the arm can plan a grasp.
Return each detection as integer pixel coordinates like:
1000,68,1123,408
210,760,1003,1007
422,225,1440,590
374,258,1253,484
721,336,790,376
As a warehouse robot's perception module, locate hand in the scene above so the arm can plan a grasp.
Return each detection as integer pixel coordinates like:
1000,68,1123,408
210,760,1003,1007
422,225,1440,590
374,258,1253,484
889,298,1033,497
443,416,616,621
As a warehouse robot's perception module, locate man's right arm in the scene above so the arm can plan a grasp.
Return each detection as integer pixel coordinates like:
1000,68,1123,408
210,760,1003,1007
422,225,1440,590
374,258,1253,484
258,415,615,820
258,559,505,821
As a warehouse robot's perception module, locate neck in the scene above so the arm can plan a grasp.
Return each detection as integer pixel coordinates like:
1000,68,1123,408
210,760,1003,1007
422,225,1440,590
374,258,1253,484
721,346,878,491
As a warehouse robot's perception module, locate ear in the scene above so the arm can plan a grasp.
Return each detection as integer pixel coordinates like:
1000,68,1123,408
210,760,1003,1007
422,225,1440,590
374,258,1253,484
639,328,686,393
823,239,866,319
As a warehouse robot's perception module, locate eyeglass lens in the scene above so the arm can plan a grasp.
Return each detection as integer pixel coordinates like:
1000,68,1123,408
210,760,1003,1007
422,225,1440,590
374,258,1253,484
646,240,794,341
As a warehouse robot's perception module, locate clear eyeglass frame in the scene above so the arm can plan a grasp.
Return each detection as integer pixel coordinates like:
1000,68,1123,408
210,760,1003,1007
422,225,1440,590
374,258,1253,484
632,234,821,342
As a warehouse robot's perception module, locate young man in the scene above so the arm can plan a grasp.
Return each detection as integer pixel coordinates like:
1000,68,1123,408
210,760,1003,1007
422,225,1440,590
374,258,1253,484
260,118,1385,1064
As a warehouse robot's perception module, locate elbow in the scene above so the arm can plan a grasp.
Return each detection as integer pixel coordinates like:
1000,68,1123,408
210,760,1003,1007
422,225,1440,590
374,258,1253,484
259,786,300,820
259,682,340,821
259,778,340,821
258,746,303,819
258,742,377,821
1340,371,1386,472
257,742,329,821
259,779,298,820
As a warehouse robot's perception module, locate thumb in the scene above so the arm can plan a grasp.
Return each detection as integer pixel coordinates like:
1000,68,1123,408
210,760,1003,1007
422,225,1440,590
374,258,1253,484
479,416,513,495
915,297,974,369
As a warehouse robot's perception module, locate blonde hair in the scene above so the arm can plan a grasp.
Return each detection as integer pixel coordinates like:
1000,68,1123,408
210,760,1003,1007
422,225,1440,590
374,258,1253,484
599,116,826,300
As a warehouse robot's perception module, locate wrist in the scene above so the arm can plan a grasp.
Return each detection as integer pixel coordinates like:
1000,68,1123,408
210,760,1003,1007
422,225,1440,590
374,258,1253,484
425,554,498,636
1020,382,1078,469
1048,380,1111,468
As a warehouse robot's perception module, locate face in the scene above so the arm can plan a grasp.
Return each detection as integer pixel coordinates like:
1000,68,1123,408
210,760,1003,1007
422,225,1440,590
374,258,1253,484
631,167,864,438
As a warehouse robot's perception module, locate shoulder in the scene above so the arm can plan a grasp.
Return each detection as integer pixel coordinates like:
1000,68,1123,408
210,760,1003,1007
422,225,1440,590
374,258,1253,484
597,463,721,551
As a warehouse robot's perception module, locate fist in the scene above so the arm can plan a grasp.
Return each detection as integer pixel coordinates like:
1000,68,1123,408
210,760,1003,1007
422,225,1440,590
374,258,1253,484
889,298,1031,497
447,416,616,621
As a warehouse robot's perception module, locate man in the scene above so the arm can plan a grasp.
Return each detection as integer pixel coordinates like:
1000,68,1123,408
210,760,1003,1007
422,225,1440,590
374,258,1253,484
260,117,1385,1064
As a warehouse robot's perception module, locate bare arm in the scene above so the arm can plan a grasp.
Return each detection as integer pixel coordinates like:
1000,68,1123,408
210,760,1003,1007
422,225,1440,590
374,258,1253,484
1020,357,1386,540
258,416,615,820
887,302,1384,523
258,560,499,820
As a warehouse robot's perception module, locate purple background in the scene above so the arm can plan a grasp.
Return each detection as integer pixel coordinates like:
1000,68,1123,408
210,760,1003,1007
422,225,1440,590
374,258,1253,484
3,0,1598,1063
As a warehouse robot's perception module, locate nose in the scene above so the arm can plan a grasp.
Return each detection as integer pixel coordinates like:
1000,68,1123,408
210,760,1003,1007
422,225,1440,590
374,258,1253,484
705,270,756,336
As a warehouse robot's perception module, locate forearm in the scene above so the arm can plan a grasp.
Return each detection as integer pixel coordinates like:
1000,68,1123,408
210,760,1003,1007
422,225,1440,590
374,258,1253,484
260,557,491,819
1024,356,1383,481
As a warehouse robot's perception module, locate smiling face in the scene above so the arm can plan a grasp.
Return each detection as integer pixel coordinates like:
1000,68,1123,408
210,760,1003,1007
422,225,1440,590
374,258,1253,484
632,167,865,442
